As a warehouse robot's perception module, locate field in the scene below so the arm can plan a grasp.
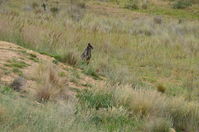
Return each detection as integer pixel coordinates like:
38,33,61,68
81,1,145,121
0,0,199,131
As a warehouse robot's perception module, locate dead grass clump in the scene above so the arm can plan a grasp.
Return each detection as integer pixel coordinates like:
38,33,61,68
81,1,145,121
33,63,68,102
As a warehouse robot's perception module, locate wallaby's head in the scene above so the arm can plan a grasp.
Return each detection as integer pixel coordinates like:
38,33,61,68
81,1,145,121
88,43,93,50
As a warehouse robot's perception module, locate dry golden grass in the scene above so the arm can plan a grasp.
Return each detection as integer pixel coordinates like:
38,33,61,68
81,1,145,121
32,62,69,102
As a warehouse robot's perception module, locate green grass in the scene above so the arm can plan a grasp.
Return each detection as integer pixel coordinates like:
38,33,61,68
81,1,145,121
12,68,23,76
4,58,30,69
77,89,114,110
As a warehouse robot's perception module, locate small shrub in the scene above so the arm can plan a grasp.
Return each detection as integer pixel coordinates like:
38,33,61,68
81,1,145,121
10,77,26,91
157,84,166,93
172,0,192,9
77,89,114,110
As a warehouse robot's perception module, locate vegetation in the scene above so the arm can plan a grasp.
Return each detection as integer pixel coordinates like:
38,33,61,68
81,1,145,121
0,0,199,131
172,0,192,9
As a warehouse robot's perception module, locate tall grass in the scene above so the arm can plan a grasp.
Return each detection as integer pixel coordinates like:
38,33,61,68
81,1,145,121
0,0,199,98
0,0,199,131
31,62,69,102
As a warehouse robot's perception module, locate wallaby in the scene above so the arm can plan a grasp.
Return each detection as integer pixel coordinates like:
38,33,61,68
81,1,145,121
81,43,93,64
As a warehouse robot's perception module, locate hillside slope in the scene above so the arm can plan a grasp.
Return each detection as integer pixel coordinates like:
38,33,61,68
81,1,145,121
0,41,104,97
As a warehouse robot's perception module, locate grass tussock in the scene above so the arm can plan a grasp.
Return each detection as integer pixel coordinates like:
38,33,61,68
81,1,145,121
75,84,199,131
143,117,172,132
33,62,68,102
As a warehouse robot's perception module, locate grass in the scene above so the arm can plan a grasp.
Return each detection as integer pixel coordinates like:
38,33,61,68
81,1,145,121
0,0,198,131
77,89,114,110
4,58,29,69
32,63,68,102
